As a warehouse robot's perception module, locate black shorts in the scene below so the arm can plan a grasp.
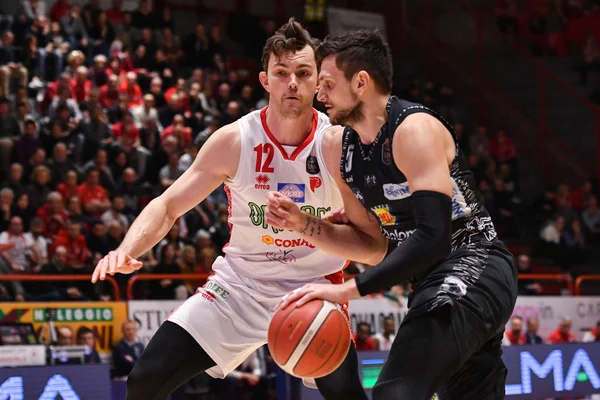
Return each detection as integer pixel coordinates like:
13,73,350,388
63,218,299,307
372,241,518,400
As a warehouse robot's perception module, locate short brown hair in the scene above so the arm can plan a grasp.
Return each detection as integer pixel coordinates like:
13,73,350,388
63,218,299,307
261,17,318,72
316,30,393,94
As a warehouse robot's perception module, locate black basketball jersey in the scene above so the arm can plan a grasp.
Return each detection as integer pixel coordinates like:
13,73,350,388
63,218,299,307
340,96,497,250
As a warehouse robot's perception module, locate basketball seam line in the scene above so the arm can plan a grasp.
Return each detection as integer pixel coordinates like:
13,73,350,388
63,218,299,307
301,310,346,377
274,301,324,366
280,302,337,375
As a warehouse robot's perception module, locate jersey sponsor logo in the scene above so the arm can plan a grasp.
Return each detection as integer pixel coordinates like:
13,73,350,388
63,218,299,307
255,174,271,190
249,202,331,233
266,249,297,264
204,281,230,300
371,205,396,226
352,188,365,204
383,228,416,244
262,235,316,249
278,183,305,203
383,183,411,200
382,138,392,166
365,175,377,187
306,155,320,174
309,176,322,192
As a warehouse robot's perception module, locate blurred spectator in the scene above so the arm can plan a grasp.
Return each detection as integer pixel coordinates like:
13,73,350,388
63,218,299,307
214,348,268,400
547,317,576,343
583,320,600,342
25,165,51,211
132,94,162,131
525,317,544,344
516,254,543,295
112,320,144,379
47,143,77,187
582,195,600,240
1,164,25,199
77,168,110,217
0,32,28,95
101,194,129,231
159,152,185,191
50,218,90,269
150,243,185,300
81,106,113,161
354,322,377,351
77,326,101,364
25,217,48,264
578,34,600,84
36,191,68,239
503,316,527,345
469,125,490,160
56,171,79,202
372,316,396,351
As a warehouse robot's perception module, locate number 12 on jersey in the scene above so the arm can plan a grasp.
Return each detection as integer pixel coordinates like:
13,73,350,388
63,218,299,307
254,143,275,173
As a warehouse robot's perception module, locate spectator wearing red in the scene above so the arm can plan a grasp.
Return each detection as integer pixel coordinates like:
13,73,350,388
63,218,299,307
503,316,527,345
106,0,126,26
50,219,90,269
490,128,517,163
106,56,127,84
547,317,576,343
40,73,73,113
164,79,190,111
69,66,92,104
583,321,600,342
354,323,377,351
56,170,79,200
100,75,120,109
571,180,593,211
119,71,143,109
77,168,110,218
161,115,192,151
112,112,140,145
36,192,69,239
50,0,71,23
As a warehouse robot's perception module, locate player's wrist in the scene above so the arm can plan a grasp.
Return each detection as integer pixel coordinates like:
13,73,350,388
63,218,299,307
342,280,361,301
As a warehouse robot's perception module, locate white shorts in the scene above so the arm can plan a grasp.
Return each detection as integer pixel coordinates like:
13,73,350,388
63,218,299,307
167,256,347,384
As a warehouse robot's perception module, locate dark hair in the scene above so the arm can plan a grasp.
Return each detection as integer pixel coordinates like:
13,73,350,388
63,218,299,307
261,17,318,72
77,326,94,339
357,322,371,332
316,29,393,94
512,315,523,322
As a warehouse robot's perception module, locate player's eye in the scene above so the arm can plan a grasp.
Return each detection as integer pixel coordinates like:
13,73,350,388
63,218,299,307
276,71,286,77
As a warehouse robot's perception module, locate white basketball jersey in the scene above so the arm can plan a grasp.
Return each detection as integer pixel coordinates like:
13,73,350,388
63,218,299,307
221,107,346,282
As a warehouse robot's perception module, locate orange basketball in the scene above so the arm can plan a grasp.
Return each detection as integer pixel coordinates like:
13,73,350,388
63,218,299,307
268,299,351,379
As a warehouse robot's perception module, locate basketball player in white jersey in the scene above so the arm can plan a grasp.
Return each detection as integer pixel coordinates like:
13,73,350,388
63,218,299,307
91,19,379,400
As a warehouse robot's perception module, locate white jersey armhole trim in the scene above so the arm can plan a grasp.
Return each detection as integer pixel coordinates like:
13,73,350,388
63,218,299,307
225,120,245,189
315,125,340,190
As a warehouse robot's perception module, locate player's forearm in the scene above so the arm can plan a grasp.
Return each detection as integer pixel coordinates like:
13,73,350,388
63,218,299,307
117,198,176,258
295,213,387,266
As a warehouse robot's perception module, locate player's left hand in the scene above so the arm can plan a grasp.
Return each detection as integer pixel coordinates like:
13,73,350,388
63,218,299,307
266,191,304,230
277,281,359,310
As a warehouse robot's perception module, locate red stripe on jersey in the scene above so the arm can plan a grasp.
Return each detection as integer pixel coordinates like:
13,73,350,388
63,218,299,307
260,107,318,161
221,184,234,252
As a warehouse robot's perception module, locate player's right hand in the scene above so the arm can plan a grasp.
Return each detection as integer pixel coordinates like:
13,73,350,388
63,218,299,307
91,250,143,283
265,191,304,230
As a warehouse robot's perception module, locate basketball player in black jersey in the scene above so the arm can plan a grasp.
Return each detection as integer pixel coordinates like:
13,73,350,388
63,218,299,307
268,30,518,399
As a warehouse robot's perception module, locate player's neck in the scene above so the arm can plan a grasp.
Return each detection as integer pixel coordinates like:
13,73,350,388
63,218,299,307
353,93,390,145
265,107,314,146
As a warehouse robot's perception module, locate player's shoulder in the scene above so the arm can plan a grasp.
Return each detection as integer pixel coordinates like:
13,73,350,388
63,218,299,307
206,120,242,151
320,124,344,155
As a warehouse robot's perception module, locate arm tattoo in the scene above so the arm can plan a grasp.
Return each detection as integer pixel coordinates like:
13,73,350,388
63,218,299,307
299,214,324,237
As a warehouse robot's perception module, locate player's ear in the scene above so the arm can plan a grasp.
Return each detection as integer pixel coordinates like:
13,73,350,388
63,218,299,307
355,71,369,96
259,71,269,92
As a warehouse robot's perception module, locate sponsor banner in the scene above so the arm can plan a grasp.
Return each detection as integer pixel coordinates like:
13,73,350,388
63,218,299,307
327,7,387,40
301,344,600,399
348,296,408,334
0,302,128,354
509,296,600,340
349,296,600,342
128,300,182,346
0,345,46,367
0,364,110,400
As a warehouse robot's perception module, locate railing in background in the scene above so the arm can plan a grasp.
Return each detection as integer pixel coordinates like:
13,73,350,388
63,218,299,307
126,273,211,300
574,274,600,295
518,273,573,295
0,275,121,300
408,0,600,185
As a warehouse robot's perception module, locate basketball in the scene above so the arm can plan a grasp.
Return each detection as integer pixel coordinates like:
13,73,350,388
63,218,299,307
268,299,351,379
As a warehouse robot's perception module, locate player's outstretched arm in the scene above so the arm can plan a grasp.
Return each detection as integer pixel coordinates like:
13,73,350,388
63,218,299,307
91,123,240,283
266,127,387,266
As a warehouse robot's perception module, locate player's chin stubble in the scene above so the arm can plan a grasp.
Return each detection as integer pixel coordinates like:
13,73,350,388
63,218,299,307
331,100,364,126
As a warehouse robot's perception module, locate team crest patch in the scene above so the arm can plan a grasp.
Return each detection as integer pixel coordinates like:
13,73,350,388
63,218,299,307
278,183,305,203
306,155,320,175
371,204,396,226
382,138,392,165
